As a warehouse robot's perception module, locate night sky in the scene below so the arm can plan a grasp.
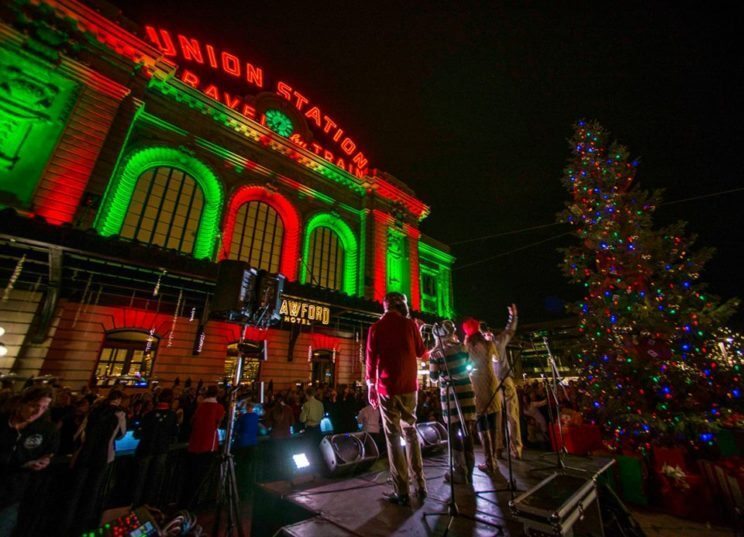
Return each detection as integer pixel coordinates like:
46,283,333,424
109,0,744,329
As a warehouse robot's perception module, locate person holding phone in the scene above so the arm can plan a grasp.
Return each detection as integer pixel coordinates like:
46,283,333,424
0,386,58,537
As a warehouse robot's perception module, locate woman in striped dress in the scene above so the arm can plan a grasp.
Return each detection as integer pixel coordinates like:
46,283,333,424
429,321,477,484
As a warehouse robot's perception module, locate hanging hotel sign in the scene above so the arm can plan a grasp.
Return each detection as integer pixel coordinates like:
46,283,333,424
279,297,331,326
144,27,370,178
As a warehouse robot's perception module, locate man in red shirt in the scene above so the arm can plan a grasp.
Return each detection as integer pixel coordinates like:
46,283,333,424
366,292,427,505
184,385,225,507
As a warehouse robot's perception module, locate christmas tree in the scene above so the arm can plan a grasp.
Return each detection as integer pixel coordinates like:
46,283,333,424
558,120,742,451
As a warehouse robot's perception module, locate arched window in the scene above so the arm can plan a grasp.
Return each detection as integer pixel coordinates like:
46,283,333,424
301,213,359,296
96,146,224,260
95,330,158,387
119,167,204,254
306,226,344,291
228,201,284,272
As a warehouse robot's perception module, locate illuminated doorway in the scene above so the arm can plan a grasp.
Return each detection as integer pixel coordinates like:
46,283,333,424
225,340,264,386
311,349,335,387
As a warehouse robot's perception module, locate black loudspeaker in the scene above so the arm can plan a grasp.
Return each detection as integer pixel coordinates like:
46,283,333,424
416,421,448,453
253,271,285,326
319,432,379,476
210,260,258,321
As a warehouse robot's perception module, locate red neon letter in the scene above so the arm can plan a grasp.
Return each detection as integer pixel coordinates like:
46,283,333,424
223,92,241,109
178,35,204,64
221,51,241,77
322,115,337,134
336,157,346,171
277,81,292,100
323,150,334,161
293,91,308,111
241,103,256,119
204,84,220,100
332,128,344,142
145,26,177,56
310,143,323,155
246,64,264,88
206,44,218,68
304,106,322,127
290,134,307,148
352,153,368,169
180,69,200,88
340,137,356,155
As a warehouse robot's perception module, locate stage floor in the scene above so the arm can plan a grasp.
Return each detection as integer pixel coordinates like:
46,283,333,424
252,448,613,537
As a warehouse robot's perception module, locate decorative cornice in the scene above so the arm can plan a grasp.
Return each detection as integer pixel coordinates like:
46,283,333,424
366,174,430,222
371,209,395,226
148,77,368,195
419,241,455,265
28,0,176,79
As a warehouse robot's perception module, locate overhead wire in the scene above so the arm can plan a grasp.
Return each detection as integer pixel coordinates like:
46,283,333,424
449,184,744,248
450,184,744,271
453,232,572,271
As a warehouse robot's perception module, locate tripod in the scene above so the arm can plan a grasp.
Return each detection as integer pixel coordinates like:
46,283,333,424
422,339,504,536
529,337,584,475
475,357,522,504
205,336,247,537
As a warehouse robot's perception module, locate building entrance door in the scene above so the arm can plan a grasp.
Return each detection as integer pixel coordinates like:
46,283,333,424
311,349,335,386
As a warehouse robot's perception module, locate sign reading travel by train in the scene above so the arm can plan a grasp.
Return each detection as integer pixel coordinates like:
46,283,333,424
145,27,370,178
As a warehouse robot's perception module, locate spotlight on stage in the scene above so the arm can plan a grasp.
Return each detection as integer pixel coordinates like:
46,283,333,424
320,432,379,476
289,451,315,487
416,421,448,454
292,453,311,469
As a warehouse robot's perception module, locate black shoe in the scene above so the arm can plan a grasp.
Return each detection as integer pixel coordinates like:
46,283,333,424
383,491,410,506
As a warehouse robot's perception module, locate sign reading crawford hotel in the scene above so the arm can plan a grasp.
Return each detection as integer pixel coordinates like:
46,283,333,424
144,27,370,178
279,297,331,326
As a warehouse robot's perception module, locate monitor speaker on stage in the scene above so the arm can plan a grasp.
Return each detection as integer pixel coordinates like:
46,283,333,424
319,432,379,476
210,260,258,322
416,421,448,453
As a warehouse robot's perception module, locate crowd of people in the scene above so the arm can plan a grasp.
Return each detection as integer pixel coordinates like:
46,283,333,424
0,291,586,534
0,376,394,536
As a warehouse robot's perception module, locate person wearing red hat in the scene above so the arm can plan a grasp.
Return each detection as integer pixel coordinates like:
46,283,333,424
463,318,502,476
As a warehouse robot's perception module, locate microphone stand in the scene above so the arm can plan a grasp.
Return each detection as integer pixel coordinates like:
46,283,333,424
422,334,504,536
474,353,522,505
529,337,584,475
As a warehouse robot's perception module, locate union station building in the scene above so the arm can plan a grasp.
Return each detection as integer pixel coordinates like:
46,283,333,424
0,0,455,391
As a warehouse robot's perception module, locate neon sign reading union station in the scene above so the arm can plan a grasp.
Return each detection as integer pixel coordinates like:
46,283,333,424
145,26,370,178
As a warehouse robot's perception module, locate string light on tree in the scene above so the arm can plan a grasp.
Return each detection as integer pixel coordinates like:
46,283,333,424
558,120,741,451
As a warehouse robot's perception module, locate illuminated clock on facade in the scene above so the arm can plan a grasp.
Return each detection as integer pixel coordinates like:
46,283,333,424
264,109,294,137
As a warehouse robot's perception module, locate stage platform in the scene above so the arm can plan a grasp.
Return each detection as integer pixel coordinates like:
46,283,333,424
251,449,613,537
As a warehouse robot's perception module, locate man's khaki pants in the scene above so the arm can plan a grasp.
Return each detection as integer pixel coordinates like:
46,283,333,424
379,392,426,497
496,377,522,451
